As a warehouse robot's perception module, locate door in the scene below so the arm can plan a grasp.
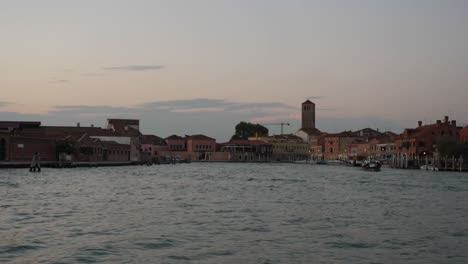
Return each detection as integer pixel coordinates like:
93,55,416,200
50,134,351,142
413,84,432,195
0,138,6,161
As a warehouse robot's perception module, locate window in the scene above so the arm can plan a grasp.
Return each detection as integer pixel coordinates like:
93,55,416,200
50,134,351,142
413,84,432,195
330,148,333,153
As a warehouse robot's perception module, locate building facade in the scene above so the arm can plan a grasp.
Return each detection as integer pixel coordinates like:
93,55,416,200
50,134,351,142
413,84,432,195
220,140,273,162
323,132,359,160
396,117,459,161
250,134,310,161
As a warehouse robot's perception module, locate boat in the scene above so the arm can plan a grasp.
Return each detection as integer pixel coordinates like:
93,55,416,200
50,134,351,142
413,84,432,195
315,160,328,165
362,161,382,171
420,165,439,171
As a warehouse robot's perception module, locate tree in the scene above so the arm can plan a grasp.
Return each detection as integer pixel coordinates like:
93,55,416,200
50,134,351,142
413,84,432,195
56,141,78,155
437,137,468,160
231,122,268,140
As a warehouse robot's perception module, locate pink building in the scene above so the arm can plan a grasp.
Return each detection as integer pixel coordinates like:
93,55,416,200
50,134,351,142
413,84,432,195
165,135,186,151
141,135,169,162
186,135,216,160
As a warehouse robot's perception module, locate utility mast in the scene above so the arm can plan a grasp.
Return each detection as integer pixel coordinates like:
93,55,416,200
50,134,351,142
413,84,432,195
261,123,290,135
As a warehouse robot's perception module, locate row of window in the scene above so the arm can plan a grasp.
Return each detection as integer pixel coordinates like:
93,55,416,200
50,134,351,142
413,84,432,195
195,144,212,150
273,145,309,151
170,145,185,150
109,150,129,156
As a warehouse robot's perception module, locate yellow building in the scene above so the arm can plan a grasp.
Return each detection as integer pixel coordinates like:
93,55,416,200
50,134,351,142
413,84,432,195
249,134,310,161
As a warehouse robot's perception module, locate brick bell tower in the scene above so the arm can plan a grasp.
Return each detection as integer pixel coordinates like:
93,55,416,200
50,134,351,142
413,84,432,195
301,100,315,129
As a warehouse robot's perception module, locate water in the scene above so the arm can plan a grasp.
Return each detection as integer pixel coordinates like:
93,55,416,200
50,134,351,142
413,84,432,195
1,163,468,264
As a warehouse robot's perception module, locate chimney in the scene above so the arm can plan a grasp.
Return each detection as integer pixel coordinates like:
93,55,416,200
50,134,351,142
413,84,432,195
418,121,422,127
436,120,441,125
444,116,449,123
452,120,457,127
77,122,80,127
91,124,94,127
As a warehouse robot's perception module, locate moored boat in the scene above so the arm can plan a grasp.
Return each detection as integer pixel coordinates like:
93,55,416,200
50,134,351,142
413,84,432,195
420,165,439,171
362,161,382,171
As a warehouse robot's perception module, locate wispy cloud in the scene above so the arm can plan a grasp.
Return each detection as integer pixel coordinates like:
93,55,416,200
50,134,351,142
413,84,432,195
0,98,414,140
141,99,294,114
305,96,324,100
103,65,165,71
171,107,225,113
0,101,13,107
52,79,71,83
251,113,301,123
83,73,106,77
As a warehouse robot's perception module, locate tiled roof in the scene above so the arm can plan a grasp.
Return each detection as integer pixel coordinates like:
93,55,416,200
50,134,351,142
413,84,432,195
108,119,139,126
224,140,272,146
402,122,453,138
141,135,167,145
298,128,323,136
324,131,357,138
185,134,215,140
302,100,314,105
16,126,140,139
166,135,184,140
0,121,41,129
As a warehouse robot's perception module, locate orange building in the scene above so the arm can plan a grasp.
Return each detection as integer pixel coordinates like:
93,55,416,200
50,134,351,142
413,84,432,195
396,116,459,160
165,135,186,151
186,135,216,160
461,126,468,142
323,131,359,160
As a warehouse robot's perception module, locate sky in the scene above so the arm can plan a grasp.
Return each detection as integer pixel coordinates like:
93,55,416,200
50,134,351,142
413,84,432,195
1,0,468,140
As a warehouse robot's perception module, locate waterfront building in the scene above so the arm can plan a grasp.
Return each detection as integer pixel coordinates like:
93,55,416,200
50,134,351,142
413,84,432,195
186,134,217,161
92,119,142,162
310,135,326,160
461,126,468,142
0,119,141,163
163,134,218,161
220,140,273,162
395,116,460,162
347,133,398,161
250,134,309,161
354,128,381,138
0,121,49,161
165,135,187,151
346,139,370,160
295,128,324,144
141,135,169,162
323,131,360,160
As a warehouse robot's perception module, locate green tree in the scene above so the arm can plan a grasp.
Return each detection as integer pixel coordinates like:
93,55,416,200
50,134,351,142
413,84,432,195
437,137,468,160
231,122,269,140
56,141,78,155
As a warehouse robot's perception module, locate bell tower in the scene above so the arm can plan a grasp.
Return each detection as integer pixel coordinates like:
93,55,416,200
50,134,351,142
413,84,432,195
301,100,315,129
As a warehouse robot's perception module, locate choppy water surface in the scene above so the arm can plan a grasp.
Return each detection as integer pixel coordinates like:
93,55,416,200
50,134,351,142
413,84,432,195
1,163,468,264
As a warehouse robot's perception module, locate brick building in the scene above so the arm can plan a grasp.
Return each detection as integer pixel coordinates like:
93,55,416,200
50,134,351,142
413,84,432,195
250,134,310,161
396,116,459,161
166,135,187,151
141,135,169,162
0,119,140,163
301,100,316,129
186,135,216,160
461,126,468,142
323,131,360,160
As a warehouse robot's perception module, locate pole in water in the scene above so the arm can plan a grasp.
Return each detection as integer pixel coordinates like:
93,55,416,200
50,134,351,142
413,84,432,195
30,152,41,173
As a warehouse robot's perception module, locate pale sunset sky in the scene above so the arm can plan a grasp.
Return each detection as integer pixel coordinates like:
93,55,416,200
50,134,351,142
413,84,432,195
1,0,467,140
